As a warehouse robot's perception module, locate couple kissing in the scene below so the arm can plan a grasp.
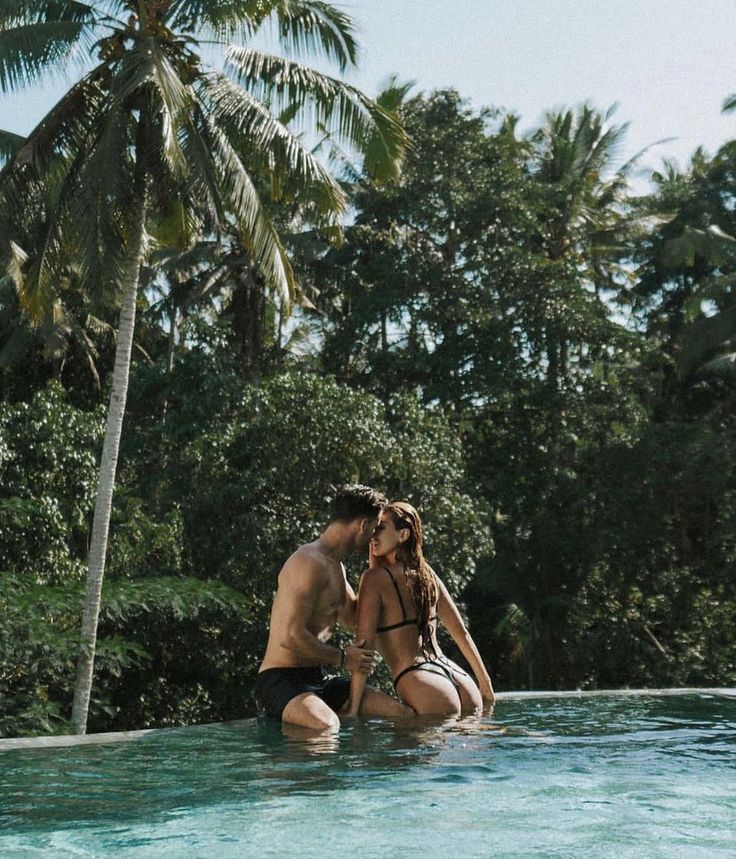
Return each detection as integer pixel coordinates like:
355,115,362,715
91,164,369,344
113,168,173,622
254,484,495,731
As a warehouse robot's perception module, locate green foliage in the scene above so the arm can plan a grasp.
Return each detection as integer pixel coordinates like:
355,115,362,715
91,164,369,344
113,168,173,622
145,361,492,599
0,577,79,737
9,355,488,733
106,493,184,580
4,85,736,736
312,89,538,406
0,572,259,736
92,576,262,731
0,383,103,583
309,90,736,694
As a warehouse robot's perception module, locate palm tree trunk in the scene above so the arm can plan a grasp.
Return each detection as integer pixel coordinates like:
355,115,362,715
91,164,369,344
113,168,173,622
166,305,177,375
71,185,148,735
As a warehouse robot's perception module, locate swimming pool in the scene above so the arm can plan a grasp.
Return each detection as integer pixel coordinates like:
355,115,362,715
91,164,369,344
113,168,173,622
1,690,734,857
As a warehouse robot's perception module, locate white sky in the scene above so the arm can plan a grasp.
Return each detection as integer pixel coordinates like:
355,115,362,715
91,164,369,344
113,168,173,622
340,0,736,177
2,0,735,180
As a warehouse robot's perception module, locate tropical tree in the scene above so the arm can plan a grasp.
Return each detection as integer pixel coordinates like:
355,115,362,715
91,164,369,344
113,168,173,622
0,0,406,733
628,137,736,388
529,104,635,388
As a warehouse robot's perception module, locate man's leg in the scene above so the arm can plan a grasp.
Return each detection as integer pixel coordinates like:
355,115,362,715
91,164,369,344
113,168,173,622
349,685,415,718
282,692,341,732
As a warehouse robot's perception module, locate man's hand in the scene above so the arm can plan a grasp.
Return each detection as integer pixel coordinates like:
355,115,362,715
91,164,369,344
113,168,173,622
344,638,376,674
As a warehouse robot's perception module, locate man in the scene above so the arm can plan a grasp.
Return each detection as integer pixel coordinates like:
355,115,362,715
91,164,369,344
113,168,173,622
254,484,413,731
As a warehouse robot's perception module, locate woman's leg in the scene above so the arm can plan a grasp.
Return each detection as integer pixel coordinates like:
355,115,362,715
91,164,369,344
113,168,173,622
346,685,415,717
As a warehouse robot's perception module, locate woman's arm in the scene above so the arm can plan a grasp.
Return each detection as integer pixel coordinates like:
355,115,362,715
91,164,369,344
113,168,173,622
435,571,496,707
346,571,382,716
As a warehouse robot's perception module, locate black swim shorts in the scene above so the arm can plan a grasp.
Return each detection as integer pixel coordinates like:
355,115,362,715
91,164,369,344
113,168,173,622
253,666,351,720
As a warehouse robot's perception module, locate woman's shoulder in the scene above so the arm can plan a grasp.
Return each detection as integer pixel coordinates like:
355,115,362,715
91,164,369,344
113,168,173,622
360,565,392,586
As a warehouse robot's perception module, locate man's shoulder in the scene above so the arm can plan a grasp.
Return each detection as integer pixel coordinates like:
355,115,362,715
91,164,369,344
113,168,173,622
281,543,333,580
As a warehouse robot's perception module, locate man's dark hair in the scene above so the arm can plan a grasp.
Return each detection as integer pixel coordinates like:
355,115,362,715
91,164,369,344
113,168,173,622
330,484,387,522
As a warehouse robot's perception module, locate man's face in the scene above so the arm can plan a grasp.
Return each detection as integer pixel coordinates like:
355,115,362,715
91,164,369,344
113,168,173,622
355,515,380,552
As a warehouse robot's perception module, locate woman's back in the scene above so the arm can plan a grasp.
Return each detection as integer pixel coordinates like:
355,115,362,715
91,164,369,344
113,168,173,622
371,563,439,673
367,563,465,716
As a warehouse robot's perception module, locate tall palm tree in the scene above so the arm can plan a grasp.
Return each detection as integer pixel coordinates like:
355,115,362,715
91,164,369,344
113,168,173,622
531,105,634,387
0,0,407,733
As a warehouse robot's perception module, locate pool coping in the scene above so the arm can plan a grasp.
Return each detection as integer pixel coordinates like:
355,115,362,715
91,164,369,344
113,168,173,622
1,687,734,751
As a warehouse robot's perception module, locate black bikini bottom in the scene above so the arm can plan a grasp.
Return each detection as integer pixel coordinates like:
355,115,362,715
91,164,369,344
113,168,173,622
393,656,468,691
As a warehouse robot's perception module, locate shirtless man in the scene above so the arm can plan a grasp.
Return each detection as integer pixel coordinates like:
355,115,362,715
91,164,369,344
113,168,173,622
254,484,413,731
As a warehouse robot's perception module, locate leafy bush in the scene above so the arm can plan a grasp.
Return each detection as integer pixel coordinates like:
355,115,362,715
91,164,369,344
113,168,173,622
0,383,103,583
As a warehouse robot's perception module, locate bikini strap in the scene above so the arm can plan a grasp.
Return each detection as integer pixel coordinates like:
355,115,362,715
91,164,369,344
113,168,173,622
382,566,408,622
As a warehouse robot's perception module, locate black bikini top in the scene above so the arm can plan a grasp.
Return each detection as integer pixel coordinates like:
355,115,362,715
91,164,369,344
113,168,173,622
375,566,437,634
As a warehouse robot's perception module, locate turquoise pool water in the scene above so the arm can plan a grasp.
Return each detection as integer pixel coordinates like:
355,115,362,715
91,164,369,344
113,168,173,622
1,691,734,858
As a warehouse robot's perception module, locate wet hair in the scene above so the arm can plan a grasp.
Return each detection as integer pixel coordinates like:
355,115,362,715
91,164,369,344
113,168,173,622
329,484,387,522
386,501,438,656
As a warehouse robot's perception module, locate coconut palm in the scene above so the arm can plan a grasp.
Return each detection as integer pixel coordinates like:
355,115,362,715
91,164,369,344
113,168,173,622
0,0,407,733
631,134,736,379
533,105,640,267
669,97,736,378
531,105,635,387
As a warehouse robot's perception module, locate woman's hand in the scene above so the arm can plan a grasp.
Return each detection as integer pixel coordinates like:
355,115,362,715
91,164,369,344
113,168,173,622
368,540,378,569
345,697,360,717
480,682,496,711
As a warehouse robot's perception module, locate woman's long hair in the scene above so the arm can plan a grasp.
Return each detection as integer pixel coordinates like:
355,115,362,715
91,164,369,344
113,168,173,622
387,502,438,656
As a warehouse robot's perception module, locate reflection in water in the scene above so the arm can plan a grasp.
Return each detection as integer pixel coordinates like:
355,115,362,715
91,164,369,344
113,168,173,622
279,721,341,754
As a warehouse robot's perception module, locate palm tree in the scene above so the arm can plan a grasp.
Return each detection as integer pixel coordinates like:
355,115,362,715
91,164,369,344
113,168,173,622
670,97,736,378
531,105,634,387
0,0,407,733
631,137,736,380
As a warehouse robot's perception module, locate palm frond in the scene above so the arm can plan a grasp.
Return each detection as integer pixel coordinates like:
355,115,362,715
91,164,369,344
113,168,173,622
361,75,414,181
225,48,407,182
271,0,358,70
679,302,736,378
0,74,130,322
147,239,220,274
165,0,272,41
0,72,104,188
149,198,203,250
0,0,95,23
177,103,229,228
6,239,28,293
199,70,347,214
147,39,193,174
722,93,736,113
0,128,25,165
63,101,133,302
206,118,296,302
700,351,736,375
112,39,191,174
0,2,98,93
663,225,736,269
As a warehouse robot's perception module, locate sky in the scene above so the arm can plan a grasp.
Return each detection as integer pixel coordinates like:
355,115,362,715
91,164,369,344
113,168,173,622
2,0,735,182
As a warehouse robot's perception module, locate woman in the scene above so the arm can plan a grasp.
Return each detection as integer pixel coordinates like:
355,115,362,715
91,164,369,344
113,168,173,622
347,501,495,717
